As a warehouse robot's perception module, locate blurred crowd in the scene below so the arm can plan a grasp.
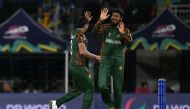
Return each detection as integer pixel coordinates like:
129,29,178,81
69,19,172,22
0,79,180,93
0,78,67,93
0,0,188,39
34,0,189,38
36,0,75,37
34,0,172,37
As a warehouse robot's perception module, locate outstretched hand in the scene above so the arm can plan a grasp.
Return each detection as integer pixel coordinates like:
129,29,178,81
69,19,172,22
85,11,93,22
118,22,125,34
100,8,110,21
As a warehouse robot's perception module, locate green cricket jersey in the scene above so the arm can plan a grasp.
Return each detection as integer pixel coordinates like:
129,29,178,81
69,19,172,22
69,28,88,65
93,20,133,57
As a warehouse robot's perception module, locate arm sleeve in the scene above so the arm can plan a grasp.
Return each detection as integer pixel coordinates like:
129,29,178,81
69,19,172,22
120,28,133,44
77,31,85,44
92,19,109,37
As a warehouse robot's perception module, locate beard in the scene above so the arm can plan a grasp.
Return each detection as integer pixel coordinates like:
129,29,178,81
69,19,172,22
111,18,120,26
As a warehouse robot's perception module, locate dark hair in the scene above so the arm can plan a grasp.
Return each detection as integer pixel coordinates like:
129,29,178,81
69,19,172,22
75,16,89,28
112,8,125,17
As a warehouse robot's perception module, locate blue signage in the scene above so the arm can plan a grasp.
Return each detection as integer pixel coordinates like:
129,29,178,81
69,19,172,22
0,94,190,109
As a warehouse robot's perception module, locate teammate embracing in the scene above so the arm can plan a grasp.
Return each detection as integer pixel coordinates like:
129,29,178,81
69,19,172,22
49,11,100,109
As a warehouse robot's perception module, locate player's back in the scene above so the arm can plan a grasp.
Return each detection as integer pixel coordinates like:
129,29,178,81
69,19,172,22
69,28,87,65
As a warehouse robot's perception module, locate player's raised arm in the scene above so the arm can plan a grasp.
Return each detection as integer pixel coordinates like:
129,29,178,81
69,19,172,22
84,11,93,22
100,8,110,21
118,22,133,43
92,8,110,36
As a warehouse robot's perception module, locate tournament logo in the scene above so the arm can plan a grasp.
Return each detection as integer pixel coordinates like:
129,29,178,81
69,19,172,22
4,25,29,39
124,97,147,109
152,24,176,38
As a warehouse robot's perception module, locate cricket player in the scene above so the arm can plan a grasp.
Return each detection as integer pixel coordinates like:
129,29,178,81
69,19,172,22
93,8,133,109
49,11,101,109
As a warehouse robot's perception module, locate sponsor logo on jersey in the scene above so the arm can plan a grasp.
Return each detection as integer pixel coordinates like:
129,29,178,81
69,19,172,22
105,38,121,45
108,32,111,37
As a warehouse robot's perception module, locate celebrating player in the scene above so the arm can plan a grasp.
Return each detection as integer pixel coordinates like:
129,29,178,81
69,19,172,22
93,8,132,109
49,11,100,109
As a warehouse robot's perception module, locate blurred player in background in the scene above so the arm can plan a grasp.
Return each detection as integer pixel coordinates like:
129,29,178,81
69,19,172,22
49,11,101,109
93,8,133,109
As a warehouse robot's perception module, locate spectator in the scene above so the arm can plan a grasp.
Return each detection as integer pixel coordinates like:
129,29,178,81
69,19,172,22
118,0,136,23
134,0,153,23
37,0,55,31
135,81,151,93
60,0,76,34
23,83,38,93
151,3,157,20
38,0,54,14
13,77,22,93
38,11,55,31
2,81,13,93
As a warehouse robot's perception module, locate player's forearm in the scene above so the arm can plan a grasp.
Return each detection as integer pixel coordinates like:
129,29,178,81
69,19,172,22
92,19,104,35
78,42,98,61
92,20,101,33
120,29,133,43
80,49,97,61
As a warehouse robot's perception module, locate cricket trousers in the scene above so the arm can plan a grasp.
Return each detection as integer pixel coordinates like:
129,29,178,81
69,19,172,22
98,56,125,109
56,62,94,109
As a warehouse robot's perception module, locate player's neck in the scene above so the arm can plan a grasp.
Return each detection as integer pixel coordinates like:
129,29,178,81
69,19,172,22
111,23,118,27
